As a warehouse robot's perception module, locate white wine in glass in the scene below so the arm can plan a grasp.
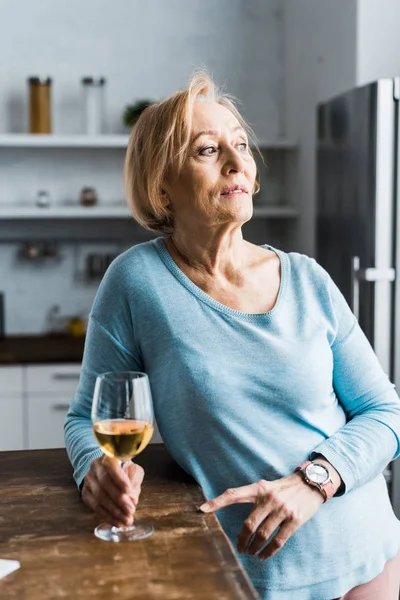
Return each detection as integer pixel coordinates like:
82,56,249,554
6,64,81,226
91,371,154,542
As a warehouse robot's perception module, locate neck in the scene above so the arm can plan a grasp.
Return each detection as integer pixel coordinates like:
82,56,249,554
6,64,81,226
168,226,246,277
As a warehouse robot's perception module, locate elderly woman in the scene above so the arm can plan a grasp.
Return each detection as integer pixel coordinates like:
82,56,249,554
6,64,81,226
65,73,400,600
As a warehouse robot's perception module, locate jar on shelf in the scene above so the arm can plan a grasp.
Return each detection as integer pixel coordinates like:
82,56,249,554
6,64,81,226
28,77,52,134
79,186,98,206
81,77,106,135
35,189,52,208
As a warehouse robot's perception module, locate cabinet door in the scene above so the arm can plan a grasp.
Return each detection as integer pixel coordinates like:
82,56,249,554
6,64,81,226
26,364,163,449
27,394,70,450
26,364,80,449
27,395,163,449
26,364,81,394
0,366,24,450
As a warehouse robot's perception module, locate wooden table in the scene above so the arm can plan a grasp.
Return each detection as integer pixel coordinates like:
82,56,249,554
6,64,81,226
0,446,260,599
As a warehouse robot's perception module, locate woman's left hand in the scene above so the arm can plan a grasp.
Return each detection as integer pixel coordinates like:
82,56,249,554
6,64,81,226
199,473,325,561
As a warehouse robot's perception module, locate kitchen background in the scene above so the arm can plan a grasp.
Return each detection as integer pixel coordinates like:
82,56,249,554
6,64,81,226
1,0,400,512
1,0,288,335
2,0,398,336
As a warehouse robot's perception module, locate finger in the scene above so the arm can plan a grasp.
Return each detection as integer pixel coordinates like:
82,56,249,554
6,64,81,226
100,456,132,494
84,486,126,528
200,483,259,513
237,504,274,554
97,498,134,528
89,466,134,516
258,519,299,561
94,499,126,528
97,470,136,516
90,477,134,526
247,512,283,556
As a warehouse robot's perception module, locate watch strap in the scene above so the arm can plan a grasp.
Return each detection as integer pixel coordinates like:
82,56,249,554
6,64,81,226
295,460,312,472
294,460,336,502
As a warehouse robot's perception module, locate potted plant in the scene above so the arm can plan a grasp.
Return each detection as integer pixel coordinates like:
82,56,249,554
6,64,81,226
123,99,153,128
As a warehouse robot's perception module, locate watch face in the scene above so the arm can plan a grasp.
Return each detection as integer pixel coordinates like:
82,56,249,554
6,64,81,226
306,463,329,484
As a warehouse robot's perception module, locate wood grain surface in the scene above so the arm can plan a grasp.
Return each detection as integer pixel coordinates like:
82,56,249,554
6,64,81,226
0,445,260,599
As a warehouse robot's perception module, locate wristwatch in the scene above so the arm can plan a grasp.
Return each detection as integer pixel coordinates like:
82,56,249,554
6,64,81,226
294,460,336,502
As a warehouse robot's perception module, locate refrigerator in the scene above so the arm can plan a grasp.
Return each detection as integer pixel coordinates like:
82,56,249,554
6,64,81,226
316,78,400,518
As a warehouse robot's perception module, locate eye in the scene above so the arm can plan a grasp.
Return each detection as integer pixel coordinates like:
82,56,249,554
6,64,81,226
199,145,217,156
238,142,248,152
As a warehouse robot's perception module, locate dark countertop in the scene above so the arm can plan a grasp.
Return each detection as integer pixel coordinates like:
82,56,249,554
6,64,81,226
0,335,85,364
0,446,260,600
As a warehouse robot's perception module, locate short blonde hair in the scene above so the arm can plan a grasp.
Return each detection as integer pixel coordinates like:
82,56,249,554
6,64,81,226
124,71,260,234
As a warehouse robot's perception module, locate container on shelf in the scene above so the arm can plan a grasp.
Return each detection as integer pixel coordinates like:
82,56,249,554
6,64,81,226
35,189,51,208
28,77,52,134
81,77,106,135
79,186,98,207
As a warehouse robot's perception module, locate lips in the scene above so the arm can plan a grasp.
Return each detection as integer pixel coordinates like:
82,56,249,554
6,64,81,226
220,184,248,195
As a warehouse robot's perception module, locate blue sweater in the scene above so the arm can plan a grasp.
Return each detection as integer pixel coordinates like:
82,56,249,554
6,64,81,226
65,237,400,600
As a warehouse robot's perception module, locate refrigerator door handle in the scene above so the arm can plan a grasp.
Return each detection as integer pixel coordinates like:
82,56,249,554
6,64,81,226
351,256,395,319
351,256,361,319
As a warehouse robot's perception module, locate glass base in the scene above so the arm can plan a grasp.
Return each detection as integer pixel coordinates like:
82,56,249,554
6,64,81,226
94,520,154,542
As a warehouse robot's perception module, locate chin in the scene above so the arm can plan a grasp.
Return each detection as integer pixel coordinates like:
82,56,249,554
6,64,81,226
219,204,253,223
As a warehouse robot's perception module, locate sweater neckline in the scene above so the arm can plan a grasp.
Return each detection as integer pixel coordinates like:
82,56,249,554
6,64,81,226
154,237,287,322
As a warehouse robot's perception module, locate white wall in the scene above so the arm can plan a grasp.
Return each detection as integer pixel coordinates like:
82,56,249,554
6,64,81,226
0,0,283,139
1,242,116,334
356,0,400,85
0,0,285,335
283,0,358,256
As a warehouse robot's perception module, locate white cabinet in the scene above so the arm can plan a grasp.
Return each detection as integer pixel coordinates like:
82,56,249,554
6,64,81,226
27,395,72,450
0,362,163,451
26,364,81,394
0,366,24,450
26,364,81,450
25,363,163,449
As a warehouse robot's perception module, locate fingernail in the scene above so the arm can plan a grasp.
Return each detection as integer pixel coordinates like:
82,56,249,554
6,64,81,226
199,503,210,512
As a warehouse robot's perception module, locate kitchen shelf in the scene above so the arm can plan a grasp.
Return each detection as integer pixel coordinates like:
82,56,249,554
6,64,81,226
0,134,297,150
0,204,298,220
0,205,130,218
0,134,129,148
252,205,298,218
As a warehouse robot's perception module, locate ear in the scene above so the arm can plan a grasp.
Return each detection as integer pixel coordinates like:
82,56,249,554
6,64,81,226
160,189,170,208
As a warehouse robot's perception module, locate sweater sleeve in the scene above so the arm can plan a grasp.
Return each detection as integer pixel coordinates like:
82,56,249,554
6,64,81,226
310,271,400,494
64,262,143,489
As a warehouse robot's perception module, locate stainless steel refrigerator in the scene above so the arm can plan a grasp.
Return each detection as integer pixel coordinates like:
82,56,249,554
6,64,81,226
316,78,400,518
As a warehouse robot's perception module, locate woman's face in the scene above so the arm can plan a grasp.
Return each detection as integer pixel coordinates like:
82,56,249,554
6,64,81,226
163,101,257,229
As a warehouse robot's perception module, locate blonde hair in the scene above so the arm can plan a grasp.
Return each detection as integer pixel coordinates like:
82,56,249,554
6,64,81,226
124,71,260,234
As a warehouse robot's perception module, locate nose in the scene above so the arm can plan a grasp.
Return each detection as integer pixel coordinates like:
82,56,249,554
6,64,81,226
222,147,246,174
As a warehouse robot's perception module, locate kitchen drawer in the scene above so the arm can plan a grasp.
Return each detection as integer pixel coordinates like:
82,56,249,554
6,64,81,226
26,364,81,394
0,366,23,394
27,394,163,450
27,394,70,449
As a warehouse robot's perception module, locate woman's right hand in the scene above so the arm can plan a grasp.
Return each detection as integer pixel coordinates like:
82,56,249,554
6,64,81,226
81,455,145,527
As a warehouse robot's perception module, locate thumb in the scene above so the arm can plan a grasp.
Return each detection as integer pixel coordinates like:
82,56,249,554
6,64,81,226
123,460,145,486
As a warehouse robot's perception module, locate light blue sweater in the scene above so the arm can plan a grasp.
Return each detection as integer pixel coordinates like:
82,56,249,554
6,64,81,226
65,237,400,600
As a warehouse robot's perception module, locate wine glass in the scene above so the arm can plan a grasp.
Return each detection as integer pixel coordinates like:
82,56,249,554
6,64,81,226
91,371,155,542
